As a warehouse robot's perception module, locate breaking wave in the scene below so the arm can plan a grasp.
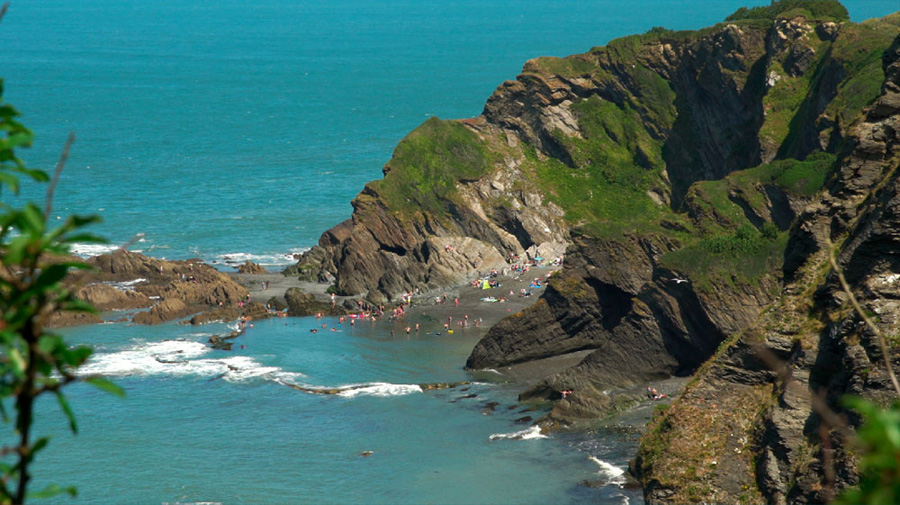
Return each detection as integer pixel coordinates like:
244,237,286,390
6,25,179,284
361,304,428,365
213,249,309,269
78,339,302,383
489,425,547,441
589,456,626,485
335,382,422,398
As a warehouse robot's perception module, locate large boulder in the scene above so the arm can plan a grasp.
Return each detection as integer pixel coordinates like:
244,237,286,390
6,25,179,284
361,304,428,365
132,298,190,325
237,261,267,274
75,284,153,312
284,288,343,317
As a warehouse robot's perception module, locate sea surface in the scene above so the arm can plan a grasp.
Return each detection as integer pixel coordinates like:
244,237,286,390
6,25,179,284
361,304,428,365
1,1,896,503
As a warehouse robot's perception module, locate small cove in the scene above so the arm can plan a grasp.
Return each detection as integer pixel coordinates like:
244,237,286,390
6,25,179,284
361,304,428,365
2,0,897,503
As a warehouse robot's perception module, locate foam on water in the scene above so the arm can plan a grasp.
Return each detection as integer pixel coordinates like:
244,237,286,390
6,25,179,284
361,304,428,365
489,425,548,441
70,243,130,258
336,382,422,398
589,456,627,485
213,249,309,269
78,339,302,383
103,278,147,291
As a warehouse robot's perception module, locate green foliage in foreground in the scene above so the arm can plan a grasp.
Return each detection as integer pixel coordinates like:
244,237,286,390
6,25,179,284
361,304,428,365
0,82,123,504
836,397,900,505
726,0,849,22
369,117,495,221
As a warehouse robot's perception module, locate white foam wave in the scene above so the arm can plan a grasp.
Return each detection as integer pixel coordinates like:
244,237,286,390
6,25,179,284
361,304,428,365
70,243,126,258
489,425,547,441
214,248,309,268
78,339,303,383
589,456,626,485
103,278,147,291
162,502,223,505
71,236,148,259
336,382,422,398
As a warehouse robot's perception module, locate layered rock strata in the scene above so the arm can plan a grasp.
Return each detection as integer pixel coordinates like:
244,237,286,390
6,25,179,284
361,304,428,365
634,31,900,504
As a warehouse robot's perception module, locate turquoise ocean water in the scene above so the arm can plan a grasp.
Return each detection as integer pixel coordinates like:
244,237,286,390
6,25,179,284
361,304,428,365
1,1,896,503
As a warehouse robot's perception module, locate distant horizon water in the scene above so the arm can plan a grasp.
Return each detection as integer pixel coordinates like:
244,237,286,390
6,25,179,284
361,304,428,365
2,2,898,504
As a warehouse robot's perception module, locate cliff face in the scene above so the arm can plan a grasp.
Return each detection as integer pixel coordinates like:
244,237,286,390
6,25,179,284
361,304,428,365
289,3,900,501
287,117,569,302
635,31,900,504
466,8,898,418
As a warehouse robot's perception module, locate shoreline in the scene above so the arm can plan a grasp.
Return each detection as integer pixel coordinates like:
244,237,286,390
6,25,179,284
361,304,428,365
229,266,687,400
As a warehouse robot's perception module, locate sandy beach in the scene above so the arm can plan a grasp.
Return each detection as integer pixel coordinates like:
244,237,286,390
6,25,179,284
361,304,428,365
230,265,574,385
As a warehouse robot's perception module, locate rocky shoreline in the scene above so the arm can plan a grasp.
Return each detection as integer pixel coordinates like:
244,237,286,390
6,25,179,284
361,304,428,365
53,249,587,388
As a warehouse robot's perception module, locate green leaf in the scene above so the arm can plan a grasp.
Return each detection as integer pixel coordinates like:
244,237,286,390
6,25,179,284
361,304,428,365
0,171,19,193
55,391,78,434
66,214,102,228
59,345,92,368
28,483,77,500
61,233,107,245
33,264,70,291
21,203,45,235
7,348,25,379
4,235,30,264
5,131,34,150
32,436,50,455
85,377,125,398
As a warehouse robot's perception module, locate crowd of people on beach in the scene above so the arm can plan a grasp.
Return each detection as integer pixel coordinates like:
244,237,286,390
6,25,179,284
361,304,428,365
294,250,565,336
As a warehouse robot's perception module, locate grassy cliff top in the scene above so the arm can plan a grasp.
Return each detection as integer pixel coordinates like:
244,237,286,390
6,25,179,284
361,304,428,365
725,0,849,22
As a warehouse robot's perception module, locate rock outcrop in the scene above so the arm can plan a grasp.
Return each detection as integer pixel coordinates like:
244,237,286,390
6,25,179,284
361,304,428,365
465,7,899,423
288,122,569,302
237,260,266,274
50,249,250,327
75,283,153,312
283,287,345,317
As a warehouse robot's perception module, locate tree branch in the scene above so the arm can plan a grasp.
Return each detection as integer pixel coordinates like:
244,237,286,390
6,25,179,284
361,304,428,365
44,132,75,219
826,237,900,398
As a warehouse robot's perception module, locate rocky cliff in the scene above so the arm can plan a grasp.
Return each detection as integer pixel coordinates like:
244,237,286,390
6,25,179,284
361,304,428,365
467,3,897,418
288,1,900,501
635,30,900,504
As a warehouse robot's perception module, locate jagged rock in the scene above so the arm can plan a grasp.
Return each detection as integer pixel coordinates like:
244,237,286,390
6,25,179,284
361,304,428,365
75,283,152,312
284,287,344,317
236,261,266,274
45,311,103,327
133,298,190,325
66,250,251,325
266,297,287,311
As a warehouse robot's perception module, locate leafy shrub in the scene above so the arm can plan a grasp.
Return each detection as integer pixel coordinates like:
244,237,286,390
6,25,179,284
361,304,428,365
700,224,766,255
0,81,123,504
